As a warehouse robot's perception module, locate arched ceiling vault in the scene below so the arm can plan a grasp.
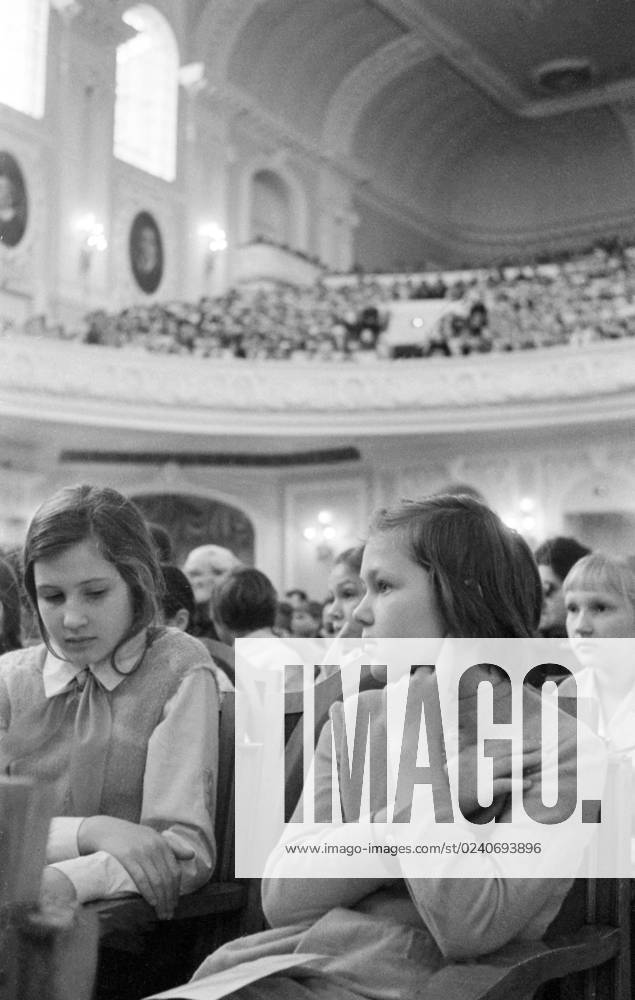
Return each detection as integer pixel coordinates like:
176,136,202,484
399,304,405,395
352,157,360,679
322,35,434,159
190,0,635,259
191,0,264,84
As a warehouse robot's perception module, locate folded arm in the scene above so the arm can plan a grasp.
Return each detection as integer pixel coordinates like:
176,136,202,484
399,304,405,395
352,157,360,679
46,665,219,916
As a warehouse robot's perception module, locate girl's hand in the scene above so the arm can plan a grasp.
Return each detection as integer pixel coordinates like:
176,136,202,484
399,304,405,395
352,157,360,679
41,866,78,908
78,816,194,919
451,743,540,822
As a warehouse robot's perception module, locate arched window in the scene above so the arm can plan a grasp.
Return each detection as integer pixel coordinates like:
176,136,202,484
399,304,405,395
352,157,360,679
0,0,49,118
113,5,178,182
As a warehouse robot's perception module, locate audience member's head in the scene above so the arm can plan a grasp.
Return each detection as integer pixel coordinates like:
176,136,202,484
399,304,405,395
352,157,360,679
323,545,365,638
0,556,22,654
157,564,196,632
284,588,308,610
563,552,635,639
275,600,293,636
361,493,541,639
213,566,278,643
290,599,323,638
534,535,591,637
182,544,242,611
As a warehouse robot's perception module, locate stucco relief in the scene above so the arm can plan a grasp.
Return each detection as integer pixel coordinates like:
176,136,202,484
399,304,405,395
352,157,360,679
0,339,634,425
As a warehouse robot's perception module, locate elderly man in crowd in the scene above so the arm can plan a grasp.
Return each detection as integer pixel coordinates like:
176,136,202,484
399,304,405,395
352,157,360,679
182,543,242,641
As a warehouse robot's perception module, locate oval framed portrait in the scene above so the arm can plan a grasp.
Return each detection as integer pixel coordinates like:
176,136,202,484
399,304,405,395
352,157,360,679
0,151,28,249
129,210,164,294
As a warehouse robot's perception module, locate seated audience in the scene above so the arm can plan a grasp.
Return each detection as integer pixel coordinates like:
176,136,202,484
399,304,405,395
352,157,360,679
52,238,635,360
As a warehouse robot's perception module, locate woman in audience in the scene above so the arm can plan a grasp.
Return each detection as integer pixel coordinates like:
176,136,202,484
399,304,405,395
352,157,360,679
0,555,22,654
0,484,218,917
187,494,601,999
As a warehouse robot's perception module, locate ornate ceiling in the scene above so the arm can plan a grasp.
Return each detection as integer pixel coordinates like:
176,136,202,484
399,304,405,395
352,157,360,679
185,0,635,258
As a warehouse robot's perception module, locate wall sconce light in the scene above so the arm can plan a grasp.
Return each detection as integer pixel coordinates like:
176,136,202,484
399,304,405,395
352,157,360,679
199,222,227,274
76,213,107,274
303,509,338,561
503,496,538,536
179,62,207,96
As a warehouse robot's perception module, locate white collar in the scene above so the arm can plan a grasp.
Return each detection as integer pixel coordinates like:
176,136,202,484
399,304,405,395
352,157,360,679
42,630,148,698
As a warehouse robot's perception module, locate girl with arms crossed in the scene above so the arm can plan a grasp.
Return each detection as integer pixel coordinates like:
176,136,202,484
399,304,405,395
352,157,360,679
187,494,604,1000
0,484,218,918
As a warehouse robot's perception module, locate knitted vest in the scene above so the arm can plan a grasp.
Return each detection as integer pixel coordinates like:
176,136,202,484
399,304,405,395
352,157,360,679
0,629,213,821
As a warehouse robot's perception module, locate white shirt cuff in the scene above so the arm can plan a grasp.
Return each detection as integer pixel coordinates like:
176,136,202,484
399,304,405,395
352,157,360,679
47,817,83,862
49,852,138,904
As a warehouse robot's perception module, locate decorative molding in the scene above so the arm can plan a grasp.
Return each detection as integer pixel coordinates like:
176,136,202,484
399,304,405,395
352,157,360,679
374,0,635,119
0,337,634,437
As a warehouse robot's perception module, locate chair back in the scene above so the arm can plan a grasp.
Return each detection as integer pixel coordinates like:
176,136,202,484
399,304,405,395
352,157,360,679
212,691,236,885
203,640,235,689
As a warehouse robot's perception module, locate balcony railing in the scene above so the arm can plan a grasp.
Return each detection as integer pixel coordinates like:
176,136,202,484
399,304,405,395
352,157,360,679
0,334,633,437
